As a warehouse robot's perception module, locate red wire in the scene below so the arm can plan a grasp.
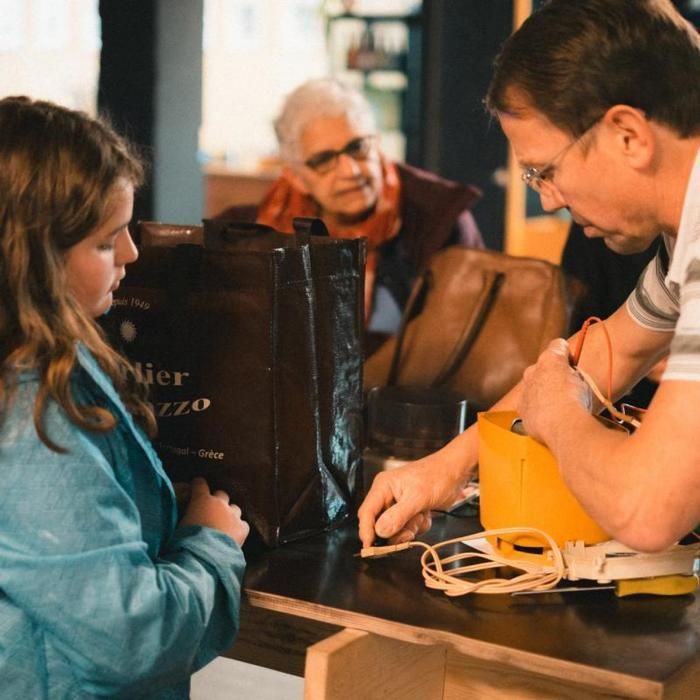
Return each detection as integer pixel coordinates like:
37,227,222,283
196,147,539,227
570,316,613,402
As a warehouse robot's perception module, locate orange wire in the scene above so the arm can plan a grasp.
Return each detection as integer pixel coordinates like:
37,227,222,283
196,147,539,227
570,316,613,402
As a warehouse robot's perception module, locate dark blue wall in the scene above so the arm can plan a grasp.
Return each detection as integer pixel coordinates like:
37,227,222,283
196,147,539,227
421,0,512,250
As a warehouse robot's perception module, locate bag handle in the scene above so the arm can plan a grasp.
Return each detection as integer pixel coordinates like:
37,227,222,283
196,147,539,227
430,270,504,387
387,269,432,386
202,218,329,250
292,217,330,237
386,267,504,388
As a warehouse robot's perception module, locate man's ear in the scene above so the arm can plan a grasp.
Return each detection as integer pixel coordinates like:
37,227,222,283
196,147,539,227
603,105,654,169
282,164,310,195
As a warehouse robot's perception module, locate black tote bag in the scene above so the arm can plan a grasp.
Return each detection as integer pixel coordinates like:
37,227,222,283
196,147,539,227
109,219,366,546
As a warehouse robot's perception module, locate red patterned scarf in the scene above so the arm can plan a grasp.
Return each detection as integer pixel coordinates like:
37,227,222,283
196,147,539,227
257,157,402,320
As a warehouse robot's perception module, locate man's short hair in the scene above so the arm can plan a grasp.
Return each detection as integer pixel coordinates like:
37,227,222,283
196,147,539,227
274,78,377,165
486,0,700,138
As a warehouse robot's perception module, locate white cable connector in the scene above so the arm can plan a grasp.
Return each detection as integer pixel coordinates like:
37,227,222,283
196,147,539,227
361,527,565,596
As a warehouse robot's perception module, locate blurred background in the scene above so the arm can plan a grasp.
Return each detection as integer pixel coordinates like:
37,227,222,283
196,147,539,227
2,0,698,258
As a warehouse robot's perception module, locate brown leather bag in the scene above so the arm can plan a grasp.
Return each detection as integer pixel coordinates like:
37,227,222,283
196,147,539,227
363,247,578,410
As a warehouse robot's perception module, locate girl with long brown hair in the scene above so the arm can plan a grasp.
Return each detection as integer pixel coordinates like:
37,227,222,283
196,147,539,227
0,96,248,699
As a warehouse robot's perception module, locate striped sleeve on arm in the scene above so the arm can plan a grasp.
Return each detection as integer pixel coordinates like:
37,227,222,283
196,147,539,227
626,240,679,332
666,255,700,380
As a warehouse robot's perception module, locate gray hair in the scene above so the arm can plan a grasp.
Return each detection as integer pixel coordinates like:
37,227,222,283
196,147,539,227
274,78,377,164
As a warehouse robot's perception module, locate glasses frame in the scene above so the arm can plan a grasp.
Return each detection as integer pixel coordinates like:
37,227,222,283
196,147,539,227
520,117,602,193
302,134,376,175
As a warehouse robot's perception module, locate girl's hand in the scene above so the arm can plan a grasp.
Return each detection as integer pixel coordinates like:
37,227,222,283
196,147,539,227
179,477,250,546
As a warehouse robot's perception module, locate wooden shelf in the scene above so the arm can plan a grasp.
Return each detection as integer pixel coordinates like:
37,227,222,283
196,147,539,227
202,167,278,219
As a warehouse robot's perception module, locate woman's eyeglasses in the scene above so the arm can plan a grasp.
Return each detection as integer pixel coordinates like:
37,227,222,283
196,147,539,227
303,135,376,175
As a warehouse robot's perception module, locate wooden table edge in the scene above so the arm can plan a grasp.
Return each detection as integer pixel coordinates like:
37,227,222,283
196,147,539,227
245,588,667,699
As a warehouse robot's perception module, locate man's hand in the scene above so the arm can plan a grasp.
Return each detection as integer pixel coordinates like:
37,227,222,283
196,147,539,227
519,338,592,443
179,477,250,546
357,452,469,549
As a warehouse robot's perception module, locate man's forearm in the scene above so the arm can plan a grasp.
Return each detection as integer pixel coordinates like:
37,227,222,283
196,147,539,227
572,307,671,407
442,379,526,485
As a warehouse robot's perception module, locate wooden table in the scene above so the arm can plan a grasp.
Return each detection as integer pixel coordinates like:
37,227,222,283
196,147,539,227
227,513,700,699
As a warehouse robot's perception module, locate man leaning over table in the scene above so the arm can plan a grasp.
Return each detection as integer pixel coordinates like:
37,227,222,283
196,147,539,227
358,0,700,554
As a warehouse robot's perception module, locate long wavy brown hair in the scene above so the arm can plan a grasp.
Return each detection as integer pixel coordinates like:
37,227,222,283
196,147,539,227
0,96,156,451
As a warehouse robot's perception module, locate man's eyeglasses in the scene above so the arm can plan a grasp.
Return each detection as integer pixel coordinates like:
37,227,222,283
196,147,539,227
521,117,602,193
303,135,376,175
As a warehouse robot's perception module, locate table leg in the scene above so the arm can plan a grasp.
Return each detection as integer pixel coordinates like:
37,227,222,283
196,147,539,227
304,628,446,700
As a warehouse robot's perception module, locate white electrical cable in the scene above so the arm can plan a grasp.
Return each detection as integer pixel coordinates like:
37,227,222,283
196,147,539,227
576,366,642,430
361,527,566,596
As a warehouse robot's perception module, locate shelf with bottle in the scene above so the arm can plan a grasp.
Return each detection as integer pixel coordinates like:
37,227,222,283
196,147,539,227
323,1,422,164
337,67,407,92
345,20,407,72
324,7,421,82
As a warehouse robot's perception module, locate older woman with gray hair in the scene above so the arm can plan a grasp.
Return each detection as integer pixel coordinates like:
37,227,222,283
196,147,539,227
219,77,483,349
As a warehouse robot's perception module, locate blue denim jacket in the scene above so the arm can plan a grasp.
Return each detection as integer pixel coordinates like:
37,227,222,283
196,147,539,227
0,346,245,699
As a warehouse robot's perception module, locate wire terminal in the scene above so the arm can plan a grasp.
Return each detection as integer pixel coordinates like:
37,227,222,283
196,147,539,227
358,542,415,558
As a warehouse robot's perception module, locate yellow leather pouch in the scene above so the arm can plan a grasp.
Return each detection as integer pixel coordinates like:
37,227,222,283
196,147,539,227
478,411,609,558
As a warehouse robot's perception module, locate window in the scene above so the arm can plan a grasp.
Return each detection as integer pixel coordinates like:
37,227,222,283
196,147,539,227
200,0,328,170
0,0,100,113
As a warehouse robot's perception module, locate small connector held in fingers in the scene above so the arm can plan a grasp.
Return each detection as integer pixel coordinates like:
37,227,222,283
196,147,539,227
357,542,414,558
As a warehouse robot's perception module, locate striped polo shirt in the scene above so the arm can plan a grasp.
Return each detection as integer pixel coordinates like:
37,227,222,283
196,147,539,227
627,148,700,380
